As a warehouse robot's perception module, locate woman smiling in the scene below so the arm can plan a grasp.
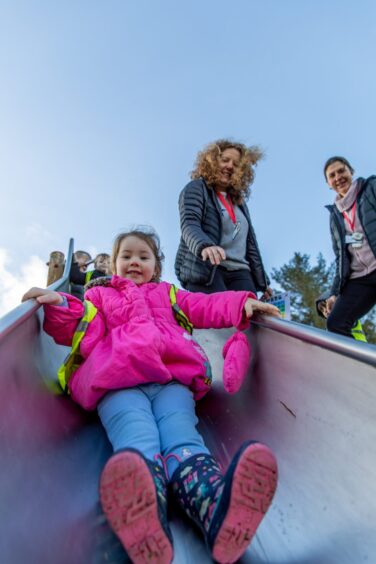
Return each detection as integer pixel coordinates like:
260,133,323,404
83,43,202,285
324,156,376,339
175,139,271,297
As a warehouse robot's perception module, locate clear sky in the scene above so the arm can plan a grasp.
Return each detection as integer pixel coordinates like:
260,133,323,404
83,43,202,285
1,1,376,316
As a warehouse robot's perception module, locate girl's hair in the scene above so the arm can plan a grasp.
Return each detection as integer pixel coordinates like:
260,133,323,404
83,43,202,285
111,228,165,282
191,139,264,204
94,252,110,264
323,156,355,179
74,250,92,261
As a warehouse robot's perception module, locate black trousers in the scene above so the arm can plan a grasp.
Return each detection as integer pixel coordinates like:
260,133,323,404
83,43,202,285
186,266,257,294
327,268,376,338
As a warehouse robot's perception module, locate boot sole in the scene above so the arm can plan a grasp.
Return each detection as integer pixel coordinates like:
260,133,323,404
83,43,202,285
212,443,278,563
99,451,173,564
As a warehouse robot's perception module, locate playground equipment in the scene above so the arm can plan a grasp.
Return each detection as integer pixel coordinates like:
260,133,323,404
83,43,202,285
0,239,375,563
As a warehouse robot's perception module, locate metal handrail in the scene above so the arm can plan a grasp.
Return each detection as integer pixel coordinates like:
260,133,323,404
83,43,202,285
1,236,375,367
251,314,376,366
0,238,74,340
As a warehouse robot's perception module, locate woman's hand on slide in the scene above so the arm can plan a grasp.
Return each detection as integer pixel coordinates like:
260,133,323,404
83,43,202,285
22,287,63,305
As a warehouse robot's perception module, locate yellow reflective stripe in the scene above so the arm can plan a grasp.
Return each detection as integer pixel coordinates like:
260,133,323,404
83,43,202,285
351,320,367,342
169,284,177,305
169,285,193,335
57,300,98,392
85,271,94,284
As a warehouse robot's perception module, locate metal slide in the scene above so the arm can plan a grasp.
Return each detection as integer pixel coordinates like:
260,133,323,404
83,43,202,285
0,239,375,564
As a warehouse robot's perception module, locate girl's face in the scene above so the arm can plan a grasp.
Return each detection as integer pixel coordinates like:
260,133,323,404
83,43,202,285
115,236,156,284
326,161,353,197
95,255,110,274
215,148,241,191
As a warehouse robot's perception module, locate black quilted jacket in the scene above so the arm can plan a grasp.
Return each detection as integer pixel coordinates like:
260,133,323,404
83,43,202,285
326,176,376,295
174,178,269,291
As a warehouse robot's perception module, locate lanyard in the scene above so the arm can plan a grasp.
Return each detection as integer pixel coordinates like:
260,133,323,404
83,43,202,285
217,192,236,224
342,201,357,232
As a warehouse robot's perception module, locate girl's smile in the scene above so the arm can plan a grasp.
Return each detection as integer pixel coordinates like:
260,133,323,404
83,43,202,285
115,235,156,284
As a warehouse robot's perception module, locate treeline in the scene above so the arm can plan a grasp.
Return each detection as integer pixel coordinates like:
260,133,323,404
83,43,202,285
272,253,376,344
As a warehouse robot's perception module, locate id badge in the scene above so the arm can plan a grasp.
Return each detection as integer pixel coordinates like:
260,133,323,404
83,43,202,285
345,232,363,247
232,222,241,240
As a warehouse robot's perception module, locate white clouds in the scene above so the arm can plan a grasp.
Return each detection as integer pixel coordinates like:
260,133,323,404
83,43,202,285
0,248,47,317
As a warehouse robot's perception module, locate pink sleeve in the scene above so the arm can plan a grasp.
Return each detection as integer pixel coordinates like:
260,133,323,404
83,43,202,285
43,292,85,346
175,288,256,330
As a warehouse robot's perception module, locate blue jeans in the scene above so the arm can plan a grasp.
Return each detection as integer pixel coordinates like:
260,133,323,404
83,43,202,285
97,382,210,478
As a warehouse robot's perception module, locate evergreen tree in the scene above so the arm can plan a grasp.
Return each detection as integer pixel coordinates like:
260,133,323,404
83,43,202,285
271,252,376,343
271,252,333,329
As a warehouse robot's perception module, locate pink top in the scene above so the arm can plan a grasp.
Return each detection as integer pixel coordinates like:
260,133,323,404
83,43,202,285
43,276,253,410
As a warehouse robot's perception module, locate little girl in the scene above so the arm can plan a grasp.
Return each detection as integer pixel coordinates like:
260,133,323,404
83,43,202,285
23,229,280,564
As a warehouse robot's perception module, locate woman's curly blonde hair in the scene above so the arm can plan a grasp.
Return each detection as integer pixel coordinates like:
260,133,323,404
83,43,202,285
191,139,263,204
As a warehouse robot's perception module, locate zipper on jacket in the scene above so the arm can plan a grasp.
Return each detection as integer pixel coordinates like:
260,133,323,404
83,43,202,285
331,206,347,292
356,184,376,259
204,187,223,286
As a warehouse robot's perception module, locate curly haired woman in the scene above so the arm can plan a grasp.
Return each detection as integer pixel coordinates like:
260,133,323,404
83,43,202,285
175,139,272,297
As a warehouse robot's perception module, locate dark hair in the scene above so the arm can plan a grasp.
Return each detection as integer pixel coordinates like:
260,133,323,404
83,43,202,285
111,227,165,282
323,156,355,179
94,253,110,262
191,138,263,204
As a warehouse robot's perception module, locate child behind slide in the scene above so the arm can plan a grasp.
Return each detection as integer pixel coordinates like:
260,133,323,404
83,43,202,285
22,228,280,564
70,252,111,285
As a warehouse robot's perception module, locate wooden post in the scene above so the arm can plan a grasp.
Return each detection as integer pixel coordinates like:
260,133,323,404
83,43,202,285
47,251,65,286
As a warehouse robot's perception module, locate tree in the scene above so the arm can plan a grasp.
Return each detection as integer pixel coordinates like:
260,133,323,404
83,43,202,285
271,252,376,343
271,252,333,329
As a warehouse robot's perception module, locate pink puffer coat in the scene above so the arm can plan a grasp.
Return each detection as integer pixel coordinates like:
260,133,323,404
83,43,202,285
43,276,252,410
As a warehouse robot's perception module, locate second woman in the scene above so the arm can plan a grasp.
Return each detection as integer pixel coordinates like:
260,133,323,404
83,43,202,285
175,139,272,297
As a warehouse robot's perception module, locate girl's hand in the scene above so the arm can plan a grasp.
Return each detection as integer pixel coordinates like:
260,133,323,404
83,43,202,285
201,245,226,265
22,287,63,305
244,298,281,319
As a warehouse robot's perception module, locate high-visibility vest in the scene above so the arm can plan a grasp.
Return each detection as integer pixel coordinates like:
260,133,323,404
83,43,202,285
351,320,367,342
169,284,193,335
56,285,193,393
169,285,211,386
85,271,94,284
57,300,98,393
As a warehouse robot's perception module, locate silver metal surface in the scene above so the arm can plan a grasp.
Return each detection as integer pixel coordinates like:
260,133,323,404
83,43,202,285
0,246,375,563
194,325,376,563
252,314,376,367
0,238,74,336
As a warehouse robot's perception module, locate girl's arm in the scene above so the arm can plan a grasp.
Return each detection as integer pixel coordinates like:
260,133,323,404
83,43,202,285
175,288,280,331
22,287,85,346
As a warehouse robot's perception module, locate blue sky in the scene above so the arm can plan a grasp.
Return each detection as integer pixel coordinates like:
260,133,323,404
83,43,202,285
1,1,376,315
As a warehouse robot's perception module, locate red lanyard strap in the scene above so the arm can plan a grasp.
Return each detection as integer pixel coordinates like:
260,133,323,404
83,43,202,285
342,201,356,232
217,192,236,224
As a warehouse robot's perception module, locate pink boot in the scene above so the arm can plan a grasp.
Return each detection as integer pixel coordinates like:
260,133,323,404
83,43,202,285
99,449,173,564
